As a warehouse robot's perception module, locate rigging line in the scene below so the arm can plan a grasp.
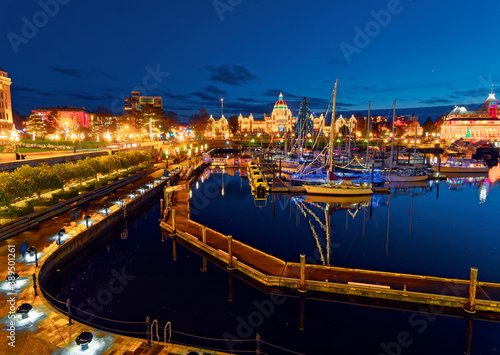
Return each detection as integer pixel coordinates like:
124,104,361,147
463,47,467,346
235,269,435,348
300,202,328,232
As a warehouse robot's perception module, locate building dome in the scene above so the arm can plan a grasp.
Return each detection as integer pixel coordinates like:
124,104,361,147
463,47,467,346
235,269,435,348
486,93,497,103
273,93,289,116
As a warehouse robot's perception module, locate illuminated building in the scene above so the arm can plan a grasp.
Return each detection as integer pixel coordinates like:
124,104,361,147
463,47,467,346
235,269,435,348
441,91,500,142
123,91,163,114
0,67,13,132
207,115,229,135
32,107,93,129
238,93,325,134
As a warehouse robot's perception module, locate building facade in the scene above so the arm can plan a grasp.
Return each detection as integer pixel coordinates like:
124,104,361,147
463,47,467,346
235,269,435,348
238,93,325,135
207,114,229,135
32,107,93,129
0,67,13,133
440,92,500,142
124,91,163,114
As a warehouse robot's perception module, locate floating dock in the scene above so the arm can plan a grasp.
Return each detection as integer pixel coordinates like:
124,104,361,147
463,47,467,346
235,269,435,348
160,174,500,319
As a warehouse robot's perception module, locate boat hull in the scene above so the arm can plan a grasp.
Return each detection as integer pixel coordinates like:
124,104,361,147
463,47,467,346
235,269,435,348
431,164,489,173
387,174,428,182
303,184,373,196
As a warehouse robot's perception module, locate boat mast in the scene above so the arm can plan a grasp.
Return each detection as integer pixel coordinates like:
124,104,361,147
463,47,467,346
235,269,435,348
413,119,417,171
366,101,370,167
328,79,339,176
389,100,396,170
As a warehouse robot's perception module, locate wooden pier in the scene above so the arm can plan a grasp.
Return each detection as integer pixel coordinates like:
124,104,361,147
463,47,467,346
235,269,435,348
159,167,500,318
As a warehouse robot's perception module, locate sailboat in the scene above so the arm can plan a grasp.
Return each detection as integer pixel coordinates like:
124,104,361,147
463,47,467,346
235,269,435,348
386,101,428,182
303,80,374,196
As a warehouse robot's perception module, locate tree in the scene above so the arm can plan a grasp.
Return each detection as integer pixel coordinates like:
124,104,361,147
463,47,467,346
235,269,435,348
26,113,47,139
133,103,165,140
93,106,113,115
228,115,239,134
293,97,313,148
14,164,62,200
44,108,60,134
0,172,32,212
52,163,75,191
422,116,435,135
189,108,210,137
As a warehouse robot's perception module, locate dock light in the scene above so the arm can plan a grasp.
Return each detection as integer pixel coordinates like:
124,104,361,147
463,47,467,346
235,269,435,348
17,303,32,319
57,228,65,245
76,331,93,351
84,214,91,228
104,204,109,216
118,197,124,207
130,191,137,199
27,246,38,267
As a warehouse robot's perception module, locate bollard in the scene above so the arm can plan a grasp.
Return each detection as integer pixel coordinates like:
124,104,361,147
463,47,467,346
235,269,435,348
299,254,306,292
256,333,261,355
146,316,151,346
34,249,38,268
160,199,163,218
468,267,478,312
202,226,207,244
172,209,176,234
227,235,235,270
66,298,72,325
32,273,38,297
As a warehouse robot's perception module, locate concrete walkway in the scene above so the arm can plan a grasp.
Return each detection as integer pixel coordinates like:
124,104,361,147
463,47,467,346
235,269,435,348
0,164,228,355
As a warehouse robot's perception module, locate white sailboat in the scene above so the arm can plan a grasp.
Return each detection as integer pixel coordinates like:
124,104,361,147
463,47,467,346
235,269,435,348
303,79,374,196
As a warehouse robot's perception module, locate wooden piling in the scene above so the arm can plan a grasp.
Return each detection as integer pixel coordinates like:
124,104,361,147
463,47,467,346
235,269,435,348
299,254,306,292
228,235,235,270
464,317,473,354
202,226,207,244
172,209,176,234
468,267,478,312
160,199,163,218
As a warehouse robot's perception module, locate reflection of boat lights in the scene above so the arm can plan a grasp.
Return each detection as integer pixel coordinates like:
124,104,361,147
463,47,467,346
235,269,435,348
189,190,192,198
196,181,199,189
479,184,488,204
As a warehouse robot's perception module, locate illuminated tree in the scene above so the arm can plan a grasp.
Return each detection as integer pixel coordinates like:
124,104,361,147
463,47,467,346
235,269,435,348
26,113,46,139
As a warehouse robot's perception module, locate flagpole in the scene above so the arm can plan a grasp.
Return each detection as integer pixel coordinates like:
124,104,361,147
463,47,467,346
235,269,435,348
221,98,223,118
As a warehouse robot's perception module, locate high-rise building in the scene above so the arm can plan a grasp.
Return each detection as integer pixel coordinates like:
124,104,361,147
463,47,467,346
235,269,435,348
0,67,13,132
123,91,162,114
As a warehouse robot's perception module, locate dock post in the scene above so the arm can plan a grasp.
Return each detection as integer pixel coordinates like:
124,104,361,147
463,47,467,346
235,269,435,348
272,163,275,190
66,298,72,325
227,235,235,270
464,317,473,355
299,296,305,331
202,257,207,272
32,273,38,297
160,199,163,218
299,254,307,292
171,209,176,235
146,316,151,346
256,333,261,355
202,226,207,244
467,267,478,312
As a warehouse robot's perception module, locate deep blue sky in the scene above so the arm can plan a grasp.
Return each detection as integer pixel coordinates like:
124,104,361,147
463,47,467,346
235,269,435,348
1,0,499,121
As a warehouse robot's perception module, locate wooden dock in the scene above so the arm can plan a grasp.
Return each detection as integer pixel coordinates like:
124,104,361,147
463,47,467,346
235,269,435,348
159,167,500,318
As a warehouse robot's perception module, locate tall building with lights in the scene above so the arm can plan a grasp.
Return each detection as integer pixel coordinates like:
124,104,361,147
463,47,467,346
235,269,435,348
238,93,325,134
0,67,13,133
123,91,163,114
440,90,500,142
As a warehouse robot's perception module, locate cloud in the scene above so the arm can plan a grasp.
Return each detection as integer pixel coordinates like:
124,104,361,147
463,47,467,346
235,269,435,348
94,69,118,80
67,92,114,101
261,89,299,99
11,85,38,93
163,91,189,100
50,66,83,78
205,64,258,86
205,85,227,96
419,97,452,105
191,91,218,102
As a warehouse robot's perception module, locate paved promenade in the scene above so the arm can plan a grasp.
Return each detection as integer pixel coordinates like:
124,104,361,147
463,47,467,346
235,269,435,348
0,162,228,355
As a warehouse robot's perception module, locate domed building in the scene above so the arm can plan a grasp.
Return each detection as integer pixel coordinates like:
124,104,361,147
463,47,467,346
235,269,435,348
440,89,500,142
238,93,325,135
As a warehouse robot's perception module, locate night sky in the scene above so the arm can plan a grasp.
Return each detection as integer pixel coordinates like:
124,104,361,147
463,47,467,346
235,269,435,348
1,0,499,121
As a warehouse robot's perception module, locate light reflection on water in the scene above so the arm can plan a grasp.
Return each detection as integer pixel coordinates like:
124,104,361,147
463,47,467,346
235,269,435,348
191,168,500,281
